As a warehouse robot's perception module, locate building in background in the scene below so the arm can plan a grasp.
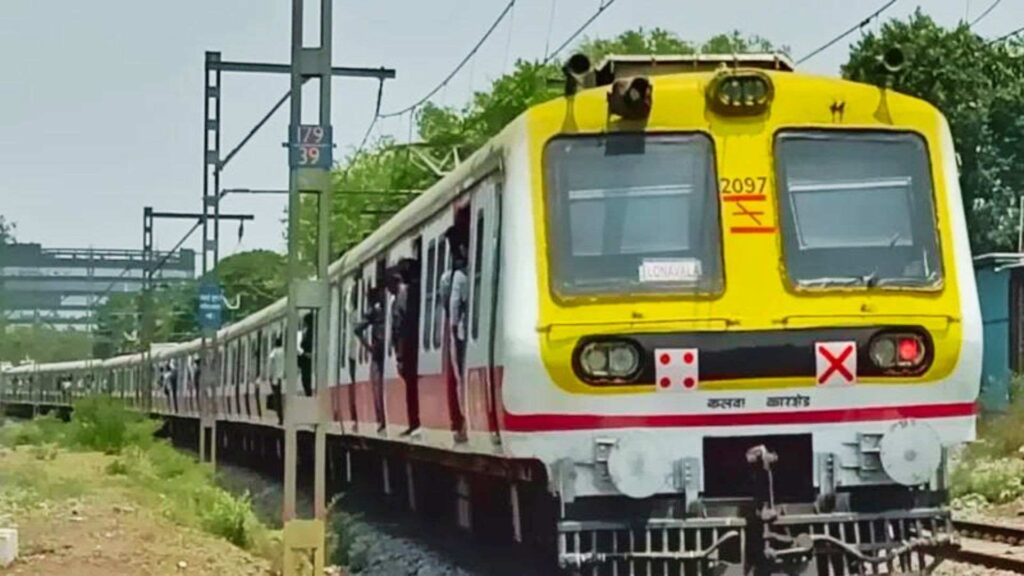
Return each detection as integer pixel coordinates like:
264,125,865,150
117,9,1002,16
973,252,1024,413
0,243,195,331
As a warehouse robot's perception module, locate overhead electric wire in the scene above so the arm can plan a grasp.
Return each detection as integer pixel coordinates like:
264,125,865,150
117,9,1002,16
89,219,202,323
542,0,558,62
149,220,203,277
378,0,516,119
990,24,1024,44
796,0,899,65
969,0,1004,28
338,77,386,182
543,0,620,64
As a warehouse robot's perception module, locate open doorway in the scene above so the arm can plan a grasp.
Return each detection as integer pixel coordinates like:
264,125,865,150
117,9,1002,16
394,239,422,435
444,203,472,441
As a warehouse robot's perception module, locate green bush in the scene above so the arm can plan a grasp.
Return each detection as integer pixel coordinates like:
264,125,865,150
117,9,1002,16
66,397,161,454
201,489,258,548
951,456,1024,504
0,414,66,447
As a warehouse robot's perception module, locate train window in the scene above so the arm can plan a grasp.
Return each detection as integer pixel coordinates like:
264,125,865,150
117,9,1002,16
433,242,447,349
775,131,942,289
423,240,436,350
471,209,485,340
543,133,723,296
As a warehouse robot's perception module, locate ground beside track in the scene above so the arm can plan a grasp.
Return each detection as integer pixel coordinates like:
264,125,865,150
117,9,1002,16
0,447,274,576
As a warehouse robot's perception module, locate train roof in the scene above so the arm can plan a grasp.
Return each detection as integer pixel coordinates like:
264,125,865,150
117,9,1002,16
594,53,795,82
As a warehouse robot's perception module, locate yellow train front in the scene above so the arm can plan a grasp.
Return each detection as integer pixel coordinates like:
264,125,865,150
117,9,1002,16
500,53,981,574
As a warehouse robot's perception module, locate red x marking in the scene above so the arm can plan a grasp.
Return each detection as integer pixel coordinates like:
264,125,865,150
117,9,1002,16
818,345,854,384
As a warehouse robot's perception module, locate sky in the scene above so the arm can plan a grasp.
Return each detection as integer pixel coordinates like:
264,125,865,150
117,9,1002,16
1,0,1020,264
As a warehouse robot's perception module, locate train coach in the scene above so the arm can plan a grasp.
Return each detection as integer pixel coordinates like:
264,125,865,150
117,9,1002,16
1,51,981,575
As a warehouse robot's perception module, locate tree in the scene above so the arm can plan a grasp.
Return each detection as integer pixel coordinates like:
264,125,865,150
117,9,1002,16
214,250,287,320
0,325,93,364
843,10,1024,252
0,215,14,245
92,282,198,358
303,28,783,260
90,250,287,357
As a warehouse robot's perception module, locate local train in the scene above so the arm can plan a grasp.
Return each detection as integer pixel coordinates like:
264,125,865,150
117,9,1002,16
1,52,980,575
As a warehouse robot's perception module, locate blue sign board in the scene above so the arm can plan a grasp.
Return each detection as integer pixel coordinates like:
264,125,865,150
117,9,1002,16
197,281,223,331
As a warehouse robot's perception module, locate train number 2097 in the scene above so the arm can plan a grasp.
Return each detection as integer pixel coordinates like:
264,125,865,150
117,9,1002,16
719,177,767,194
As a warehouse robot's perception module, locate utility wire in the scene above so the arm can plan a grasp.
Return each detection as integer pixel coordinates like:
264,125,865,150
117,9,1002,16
543,0,619,65
378,0,516,119
339,78,386,182
796,0,899,65
542,0,558,61
89,220,200,324
969,0,1003,28
150,220,203,278
502,1,516,75
990,24,1024,44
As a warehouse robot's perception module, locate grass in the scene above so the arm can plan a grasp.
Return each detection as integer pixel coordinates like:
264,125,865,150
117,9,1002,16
951,376,1024,506
0,398,278,560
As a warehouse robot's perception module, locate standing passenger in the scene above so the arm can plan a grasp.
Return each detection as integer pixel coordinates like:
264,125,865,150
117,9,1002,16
449,248,469,442
298,313,315,397
389,267,420,435
355,287,386,433
268,334,285,425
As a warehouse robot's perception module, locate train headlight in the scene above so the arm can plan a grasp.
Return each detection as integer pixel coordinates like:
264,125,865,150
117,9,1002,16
580,344,610,376
869,338,897,369
706,70,774,116
608,345,639,376
577,340,642,382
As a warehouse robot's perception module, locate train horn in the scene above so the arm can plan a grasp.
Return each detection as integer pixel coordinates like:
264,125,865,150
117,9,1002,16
563,53,594,96
879,46,906,74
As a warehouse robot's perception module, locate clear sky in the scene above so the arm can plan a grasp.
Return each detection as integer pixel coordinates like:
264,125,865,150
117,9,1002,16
1,0,1019,260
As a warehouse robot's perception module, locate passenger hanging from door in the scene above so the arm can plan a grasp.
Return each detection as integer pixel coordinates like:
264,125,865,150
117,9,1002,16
268,333,284,425
346,287,360,430
442,225,470,442
450,245,469,440
390,260,421,435
355,285,386,433
298,312,315,397
168,359,179,413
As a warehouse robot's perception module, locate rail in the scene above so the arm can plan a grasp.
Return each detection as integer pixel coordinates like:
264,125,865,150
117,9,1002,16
949,519,1024,572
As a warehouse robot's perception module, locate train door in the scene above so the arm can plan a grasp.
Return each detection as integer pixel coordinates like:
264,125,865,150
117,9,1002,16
445,200,472,440
353,264,378,430
226,342,235,418
345,277,363,430
405,238,423,431
465,175,503,439
373,258,388,431
418,209,454,436
237,338,246,416
382,238,420,434
327,283,341,424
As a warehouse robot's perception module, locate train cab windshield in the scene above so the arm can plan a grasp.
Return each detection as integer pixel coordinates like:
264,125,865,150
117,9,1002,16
775,131,943,289
543,133,723,296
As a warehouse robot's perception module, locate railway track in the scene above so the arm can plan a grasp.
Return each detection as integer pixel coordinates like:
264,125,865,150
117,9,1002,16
949,519,1024,572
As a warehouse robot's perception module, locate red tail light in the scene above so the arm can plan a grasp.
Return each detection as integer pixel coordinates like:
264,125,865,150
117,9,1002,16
898,337,920,363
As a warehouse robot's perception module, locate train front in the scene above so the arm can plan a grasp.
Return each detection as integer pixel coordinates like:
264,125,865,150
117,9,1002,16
501,55,981,575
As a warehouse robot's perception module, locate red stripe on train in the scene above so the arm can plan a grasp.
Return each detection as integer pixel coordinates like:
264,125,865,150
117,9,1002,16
501,402,976,432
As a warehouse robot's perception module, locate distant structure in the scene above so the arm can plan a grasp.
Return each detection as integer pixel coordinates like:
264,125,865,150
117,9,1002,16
974,252,1024,413
0,243,195,331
